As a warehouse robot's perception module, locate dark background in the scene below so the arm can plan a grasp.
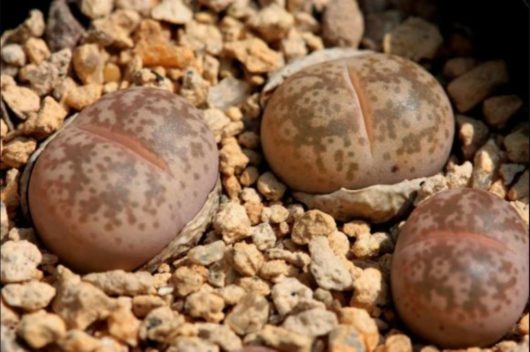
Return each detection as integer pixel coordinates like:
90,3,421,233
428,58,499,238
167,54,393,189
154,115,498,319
1,0,529,97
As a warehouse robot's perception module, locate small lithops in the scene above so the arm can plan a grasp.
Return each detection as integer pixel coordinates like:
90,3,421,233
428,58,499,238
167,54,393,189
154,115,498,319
391,188,529,348
21,87,220,272
261,52,454,195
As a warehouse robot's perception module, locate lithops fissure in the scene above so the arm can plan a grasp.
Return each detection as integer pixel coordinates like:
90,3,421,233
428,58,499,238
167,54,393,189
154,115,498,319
391,188,529,348
26,87,219,272
261,53,454,194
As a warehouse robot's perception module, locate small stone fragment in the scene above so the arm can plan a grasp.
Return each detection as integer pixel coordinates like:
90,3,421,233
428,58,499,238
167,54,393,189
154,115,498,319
259,259,299,282
132,295,167,318
351,232,391,259
1,44,26,66
1,169,20,211
180,21,223,55
224,38,283,74
472,138,502,190
24,38,51,64
383,17,442,61
220,138,250,175
226,293,270,335
248,4,294,43
504,126,529,163
82,270,156,296
323,0,364,47
232,242,265,276
456,114,489,160
483,95,523,128
107,298,141,346
202,108,231,143
46,0,86,51
257,325,312,352
1,137,37,169
309,236,353,290
446,161,473,189
152,0,193,24
185,287,225,322
218,284,247,305
508,170,529,201
252,223,277,250
188,240,226,266
21,96,68,139
2,85,40,119
0,240,41,283
383,334,412,352
64,83,102,110
214,201,252,244
443,57,476,79
208,76,251,110
58,329,102,352
283,308,338,337
72,44,105,84
17,310,66,349
499,163,525,185
292,209,337,245
92,9,140,48
2,280,56,311
447,60,509,112
52,266,117,329
80,0,114,19
271,278,314,316
199,0,234,11
172,265,207,297
0,202,8,239
281,29,308,62
350,268,387,314
169,337,220,352
196,323,243,352
257,172,287,201
328,325,365,352
139,306,184,342
338,307,379,352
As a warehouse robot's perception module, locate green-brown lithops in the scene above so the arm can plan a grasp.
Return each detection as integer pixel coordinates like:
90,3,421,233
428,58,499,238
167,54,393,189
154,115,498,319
261,52,454,194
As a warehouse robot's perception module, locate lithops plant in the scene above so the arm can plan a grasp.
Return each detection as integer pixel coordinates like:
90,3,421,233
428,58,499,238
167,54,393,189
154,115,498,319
261,52,454,221
391,188,529,348
21,87,220,272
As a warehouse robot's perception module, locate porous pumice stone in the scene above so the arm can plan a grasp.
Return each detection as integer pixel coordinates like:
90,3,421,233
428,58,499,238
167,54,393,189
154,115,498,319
261,52,454,194
27,87,219,272
391,188,529,348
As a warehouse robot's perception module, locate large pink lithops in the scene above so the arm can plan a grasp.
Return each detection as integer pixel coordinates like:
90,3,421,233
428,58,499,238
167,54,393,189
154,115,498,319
25,87,219,272
261,52,454,194
391,189,529,348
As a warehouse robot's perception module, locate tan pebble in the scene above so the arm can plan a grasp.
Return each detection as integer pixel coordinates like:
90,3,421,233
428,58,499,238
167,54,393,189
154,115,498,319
350,268,387,314
115,0,158,14
383,17,442,61
252,223,277,250
508,170,529,201
208,76,251,110
52,266,117,329
383,334,412,352
220,138,250,175
1,119,8,139
172,265,207,297
196,322,243,351
224,38,283,74
456,114,489,160
73,44,105,84
283,307,338,337
6,228,36,244
0,169,20,211
58,329,102,352
292,209,336,245
169,336,220,352
447,60,509,112
240,166,260,186
281,29,308,62
1,85,40,119
338,307,379,352
257,324,312,352
103,62,121,83
180,21,223,55
352,232,392,259
80,0,113,18
343,220,370,238
414,175,449,206
238,277,271,296
0,202,8,240
472,138,502,190
218,284,246,305
131,295,167,318
0,240,41,283
328,325,366,352
259,259,299,282
328,231,350,257
91,10,140,48
107,297,140,346
17,310,66,349
504,126,529,163
199,0,234,12
248,4,294,42
499,163,525,185
139,306,184,342
233,242,265,276
271,277,314,316
185,287,225,322
1,44,26,66
222,121,245,139
489,179,507,199
226,293,270,335
446,161,473,189
483,95,522,128
223,174,242,199
188,240,226,266
19,48,72,96
64,83,103,110
241,187,262,203
136,39,194,68
82,270,156,296
257,172,287,201
151,0,193,24
208,258,238,287
266,248,311,270
238,131,260,149
214,201,252,243
1,137,37,169
1,280,55,311
203,108,231,142
442,57,476,79
309,237,353,291
21,96,67,139
323,0,364,48
519,313,529,335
